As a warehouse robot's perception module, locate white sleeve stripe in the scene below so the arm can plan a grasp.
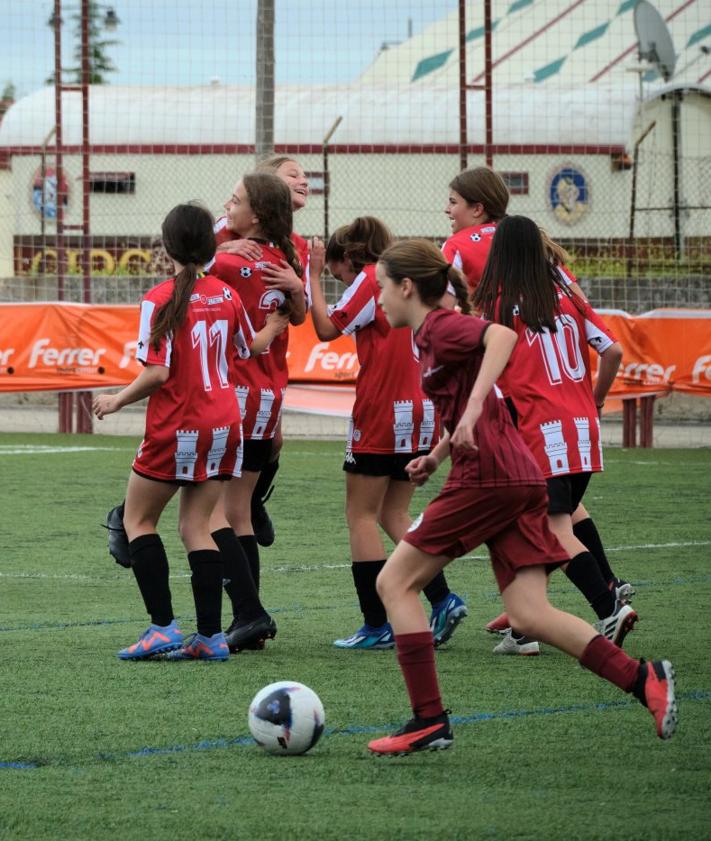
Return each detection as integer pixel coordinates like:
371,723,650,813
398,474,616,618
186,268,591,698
452,250,463,271
329,270,369,312
137,300,155,364
585,317,614,354
341,298,377,335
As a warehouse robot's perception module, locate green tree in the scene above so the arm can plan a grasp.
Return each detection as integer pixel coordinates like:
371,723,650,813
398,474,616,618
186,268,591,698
47,2,120,85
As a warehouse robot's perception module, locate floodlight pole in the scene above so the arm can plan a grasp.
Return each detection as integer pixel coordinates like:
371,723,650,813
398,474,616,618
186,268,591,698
322,115,343,242
458,0,493,172
255,0,275,162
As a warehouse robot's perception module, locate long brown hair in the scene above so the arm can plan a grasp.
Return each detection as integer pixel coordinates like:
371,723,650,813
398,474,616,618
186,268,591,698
379,239,471,314
473,215,581,332
449,167,509,221
325,216,393,271
242,172,302,278
150,203,216,350
539,226,571,266
256,155,299,175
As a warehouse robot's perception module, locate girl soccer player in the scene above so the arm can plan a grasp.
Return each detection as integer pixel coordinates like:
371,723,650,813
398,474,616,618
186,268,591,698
215,156,318,547
209,173,306,652
92,203,286,660
366,238,677,754
308,217,467,649
474,217,635,655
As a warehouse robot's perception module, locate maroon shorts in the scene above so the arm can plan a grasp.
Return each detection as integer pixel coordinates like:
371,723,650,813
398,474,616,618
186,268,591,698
403,482,569,592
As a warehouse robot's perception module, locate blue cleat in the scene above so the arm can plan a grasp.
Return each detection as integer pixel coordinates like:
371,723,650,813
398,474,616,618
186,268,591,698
333,623,395,650
118,620,183,660
167,631,230,661
430,593,468,647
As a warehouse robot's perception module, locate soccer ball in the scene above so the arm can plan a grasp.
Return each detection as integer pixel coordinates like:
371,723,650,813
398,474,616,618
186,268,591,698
248,681,325,756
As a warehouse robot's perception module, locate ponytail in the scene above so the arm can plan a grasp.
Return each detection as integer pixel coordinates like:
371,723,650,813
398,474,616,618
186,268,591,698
326,216,393,270
379,239,471,315
149,263,198,350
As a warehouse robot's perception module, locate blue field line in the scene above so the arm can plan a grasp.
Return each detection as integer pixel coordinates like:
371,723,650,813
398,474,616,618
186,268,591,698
2,690,709,771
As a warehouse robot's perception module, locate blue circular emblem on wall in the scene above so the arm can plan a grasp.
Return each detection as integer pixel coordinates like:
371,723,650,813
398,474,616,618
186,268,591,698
548,164,589,225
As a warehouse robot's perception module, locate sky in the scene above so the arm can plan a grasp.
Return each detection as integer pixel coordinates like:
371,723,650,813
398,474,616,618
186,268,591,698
1,1,455,98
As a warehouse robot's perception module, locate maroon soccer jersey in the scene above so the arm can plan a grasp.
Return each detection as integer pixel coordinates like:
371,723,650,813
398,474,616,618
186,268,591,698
212,245,296,440
441,222,499,293
497,291,616,478
328,265,437,455
414,308,543,488
133,274,249,482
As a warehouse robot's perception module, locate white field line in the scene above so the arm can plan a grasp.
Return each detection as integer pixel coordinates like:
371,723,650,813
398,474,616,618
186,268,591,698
1,540,708,581
0,446,127,455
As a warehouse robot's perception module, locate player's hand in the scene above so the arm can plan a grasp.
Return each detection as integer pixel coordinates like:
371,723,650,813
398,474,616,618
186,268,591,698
406,454,438,486
309,237,325,278
216,239,262,260
450,402,482,451
264,310,290,336
93,392,120,419
262,260,303,296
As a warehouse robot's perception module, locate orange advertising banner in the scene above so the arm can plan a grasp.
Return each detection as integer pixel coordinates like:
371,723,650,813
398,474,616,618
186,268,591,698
0,303,710,398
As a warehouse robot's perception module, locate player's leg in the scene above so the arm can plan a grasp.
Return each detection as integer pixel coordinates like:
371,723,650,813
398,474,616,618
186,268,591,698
367,541,454,755
118,471,182,659
334,470,394,649
572,501,634,601
250,420,282,547
501,566,677,739
379,474,467,646
170,479,229,660
216,466,277,651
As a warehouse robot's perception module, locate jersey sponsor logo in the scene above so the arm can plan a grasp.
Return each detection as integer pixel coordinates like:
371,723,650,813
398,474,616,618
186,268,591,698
481,226,496,234
189,293,201,302
207,295,224,305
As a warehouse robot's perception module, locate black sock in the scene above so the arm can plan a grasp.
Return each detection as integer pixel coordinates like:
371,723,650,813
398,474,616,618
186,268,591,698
128,534,174,627
423,572,450,606
565,551,616,619
252,458,279,508
573,517,616,584
211,529,265,622
188,549,223,637
352,561,387,627
238,534,261,594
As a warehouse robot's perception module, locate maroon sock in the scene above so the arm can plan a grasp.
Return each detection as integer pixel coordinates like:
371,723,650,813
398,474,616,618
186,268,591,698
395,631,444,719
579,634,641,693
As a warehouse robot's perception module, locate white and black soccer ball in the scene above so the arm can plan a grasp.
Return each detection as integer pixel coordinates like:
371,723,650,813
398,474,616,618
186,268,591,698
240,267,252,278
248,681,325,756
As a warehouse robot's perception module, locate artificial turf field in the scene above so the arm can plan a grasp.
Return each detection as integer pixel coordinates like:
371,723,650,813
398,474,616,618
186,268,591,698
0,432,709,841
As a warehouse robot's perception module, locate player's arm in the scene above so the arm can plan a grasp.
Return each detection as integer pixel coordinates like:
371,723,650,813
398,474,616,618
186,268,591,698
406,432,451,486
250,311,290,356
450,323,518,450
308,264,341,341
262,260,307,326
93,364,169,419
593,341,623,411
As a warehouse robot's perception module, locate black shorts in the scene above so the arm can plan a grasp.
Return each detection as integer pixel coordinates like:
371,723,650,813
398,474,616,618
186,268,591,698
242,439,274,473
546,473,593,516
343,450,429,482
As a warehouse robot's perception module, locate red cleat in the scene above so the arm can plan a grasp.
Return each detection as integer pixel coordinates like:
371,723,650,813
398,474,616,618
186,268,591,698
485,612,510,634
638,660,678,740
368,711,453,756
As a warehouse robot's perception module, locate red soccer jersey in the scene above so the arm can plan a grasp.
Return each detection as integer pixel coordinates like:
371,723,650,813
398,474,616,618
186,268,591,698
328,265,437,455
441,222,499,293
212,244,295,440
414,308,544,489
133,273,251,482
497,291,616,478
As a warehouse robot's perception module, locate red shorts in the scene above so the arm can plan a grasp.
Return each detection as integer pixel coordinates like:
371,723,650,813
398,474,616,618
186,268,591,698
403,482,569,592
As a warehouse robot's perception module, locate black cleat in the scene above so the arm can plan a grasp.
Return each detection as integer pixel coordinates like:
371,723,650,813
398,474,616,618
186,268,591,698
103,502,131,568
225,614,277,652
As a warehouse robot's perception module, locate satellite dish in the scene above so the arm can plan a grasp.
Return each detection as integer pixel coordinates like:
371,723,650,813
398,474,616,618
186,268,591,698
634,0,677,81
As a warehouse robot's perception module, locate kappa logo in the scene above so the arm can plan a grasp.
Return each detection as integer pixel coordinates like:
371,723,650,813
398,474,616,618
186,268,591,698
240,267,252,278
344,450,356,465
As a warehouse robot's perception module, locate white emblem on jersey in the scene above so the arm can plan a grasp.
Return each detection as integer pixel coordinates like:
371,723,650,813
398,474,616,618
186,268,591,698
540,420,570,475
574,417,592,471
352,428,362,442
240,267,252,278
189,293,201,302
470,233,481,242
393,400,415,453
259,289,286,310
175,429,200,481
223,287,232,300
423,364,444,378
